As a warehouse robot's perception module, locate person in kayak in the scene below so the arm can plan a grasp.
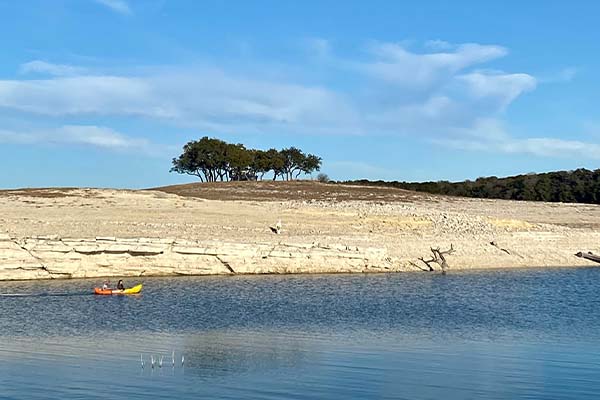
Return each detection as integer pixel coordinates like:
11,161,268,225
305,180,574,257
117,280,125,290
102,281,110,290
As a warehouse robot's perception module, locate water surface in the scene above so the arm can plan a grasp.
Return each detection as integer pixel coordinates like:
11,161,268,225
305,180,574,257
1,268,600,399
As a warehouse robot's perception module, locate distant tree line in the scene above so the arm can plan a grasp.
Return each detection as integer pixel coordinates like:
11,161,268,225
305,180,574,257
344,168,600,204
170,136,322,182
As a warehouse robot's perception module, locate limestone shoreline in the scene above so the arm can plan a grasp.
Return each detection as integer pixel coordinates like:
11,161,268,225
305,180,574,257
1,183,599,281
0,235,394,280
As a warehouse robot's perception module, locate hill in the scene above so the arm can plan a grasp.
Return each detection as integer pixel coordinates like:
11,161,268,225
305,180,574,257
151,180,429,202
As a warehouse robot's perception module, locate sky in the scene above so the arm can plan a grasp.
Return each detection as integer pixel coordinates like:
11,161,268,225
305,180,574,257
1,0,600,188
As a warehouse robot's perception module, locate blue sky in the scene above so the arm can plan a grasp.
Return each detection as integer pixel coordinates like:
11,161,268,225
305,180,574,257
1,0,599,188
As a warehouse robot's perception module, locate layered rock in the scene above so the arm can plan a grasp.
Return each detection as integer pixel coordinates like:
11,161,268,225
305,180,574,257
0,234,395,281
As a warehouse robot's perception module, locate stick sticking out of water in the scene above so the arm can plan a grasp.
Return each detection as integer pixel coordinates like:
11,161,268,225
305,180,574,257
172,350,175,367
181,354,185,367
159,356,163,368
151,355,155,369
141,354,144,369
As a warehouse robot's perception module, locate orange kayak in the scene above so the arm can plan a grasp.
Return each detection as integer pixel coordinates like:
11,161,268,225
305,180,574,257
94,283,143,295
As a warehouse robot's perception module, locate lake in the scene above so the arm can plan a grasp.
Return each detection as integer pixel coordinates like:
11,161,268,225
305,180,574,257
1,268,600,399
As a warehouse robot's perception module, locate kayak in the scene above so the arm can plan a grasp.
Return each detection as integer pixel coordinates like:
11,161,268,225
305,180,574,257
94,283,143,295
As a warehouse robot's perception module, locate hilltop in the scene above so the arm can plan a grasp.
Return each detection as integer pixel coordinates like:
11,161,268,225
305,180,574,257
151,180,428,202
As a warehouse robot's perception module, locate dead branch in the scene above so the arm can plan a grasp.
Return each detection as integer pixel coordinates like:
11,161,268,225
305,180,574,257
417,256,435,271
408,261,429,271
415,244,455,273
490,241,510,255
489,241,524,258
576,251,600,264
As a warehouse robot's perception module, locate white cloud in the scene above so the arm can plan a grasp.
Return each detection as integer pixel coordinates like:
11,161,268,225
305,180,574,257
502,138,600,158
59,125,147,149
0,57,530,138
19,61,86,77
362,42,508,90
456,71,536,109
1,40,590,161
0,125,162,155
0,76,161,117
455,136,600,160
0,70,358,135
434,119,600,160
94,0,132,15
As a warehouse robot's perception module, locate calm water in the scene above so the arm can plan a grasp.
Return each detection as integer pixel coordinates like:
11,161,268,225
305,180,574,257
1,268,600,399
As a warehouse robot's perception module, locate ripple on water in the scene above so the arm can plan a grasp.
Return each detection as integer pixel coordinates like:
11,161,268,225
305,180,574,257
1,268,600,399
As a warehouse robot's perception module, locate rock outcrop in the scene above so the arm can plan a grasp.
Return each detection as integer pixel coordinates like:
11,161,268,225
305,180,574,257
0,234,396,281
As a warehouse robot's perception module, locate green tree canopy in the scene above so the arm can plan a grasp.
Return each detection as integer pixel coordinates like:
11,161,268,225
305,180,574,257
345,168,600,205
171,137,323,182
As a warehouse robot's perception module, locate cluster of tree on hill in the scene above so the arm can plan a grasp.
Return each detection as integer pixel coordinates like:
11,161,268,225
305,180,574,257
170,137,322,182
344,168,600,204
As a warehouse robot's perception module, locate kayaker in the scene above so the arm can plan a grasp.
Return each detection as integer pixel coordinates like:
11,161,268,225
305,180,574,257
102,281,110,290
117,280,125,290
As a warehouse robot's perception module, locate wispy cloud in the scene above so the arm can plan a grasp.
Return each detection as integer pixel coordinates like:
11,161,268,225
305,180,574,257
0,42,532,137
439,136,600,160
433,118,600,160
456,71,536,109
503,137,600,158
361,42,509,90
3,40,592,161
0,125,163,156
19,60,86,77
538,66,579,83
423,39,454,51
94,0,132,15
0,69,356,135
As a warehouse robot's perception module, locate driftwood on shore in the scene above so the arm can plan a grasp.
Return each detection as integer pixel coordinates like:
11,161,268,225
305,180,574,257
575,251,600,264
411,244,455,274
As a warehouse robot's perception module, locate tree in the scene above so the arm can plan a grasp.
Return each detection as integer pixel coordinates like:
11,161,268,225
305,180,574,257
170,136,229,182
280,147,305,180
301,154,322,178
226,143,253,181
170,137,323,183
317,173,330,183
343,168,600,205
266,149,286,181
251,150,273,180
170,137,210,182
279,147,320,180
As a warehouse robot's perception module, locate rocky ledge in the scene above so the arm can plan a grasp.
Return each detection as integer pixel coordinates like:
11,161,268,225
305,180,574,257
0,234,396,280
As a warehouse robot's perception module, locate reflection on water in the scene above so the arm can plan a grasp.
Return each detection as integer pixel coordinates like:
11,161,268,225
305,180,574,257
2,269,600,399
183,331,311,379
